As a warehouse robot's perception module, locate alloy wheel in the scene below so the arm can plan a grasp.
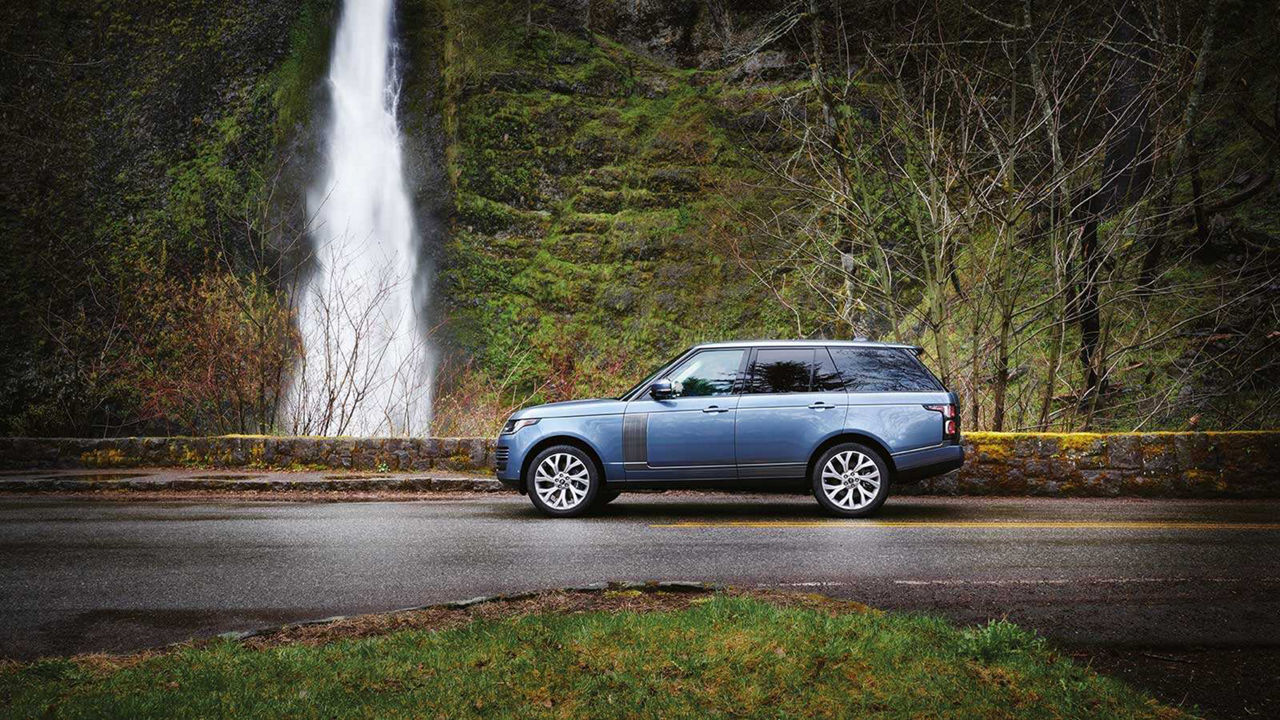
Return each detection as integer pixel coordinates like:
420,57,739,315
819,450,882,510
532,452,591,511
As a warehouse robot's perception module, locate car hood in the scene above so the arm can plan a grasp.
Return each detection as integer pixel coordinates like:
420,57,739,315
511,398,627,420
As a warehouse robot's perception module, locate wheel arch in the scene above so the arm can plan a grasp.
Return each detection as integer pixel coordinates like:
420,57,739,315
518,435,608,494
806,432,897,483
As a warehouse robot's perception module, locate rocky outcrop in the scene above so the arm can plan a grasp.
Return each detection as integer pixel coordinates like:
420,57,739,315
1,432,1277,498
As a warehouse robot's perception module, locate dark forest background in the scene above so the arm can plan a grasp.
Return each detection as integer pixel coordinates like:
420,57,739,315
2,0,1277,437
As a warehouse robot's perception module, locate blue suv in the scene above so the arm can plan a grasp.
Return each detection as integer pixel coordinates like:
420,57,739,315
495,340,963,517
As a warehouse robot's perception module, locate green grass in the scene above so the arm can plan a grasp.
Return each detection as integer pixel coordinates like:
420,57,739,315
0,595,1187,719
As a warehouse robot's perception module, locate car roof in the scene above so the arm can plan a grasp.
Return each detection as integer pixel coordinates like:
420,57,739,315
691,339,922,351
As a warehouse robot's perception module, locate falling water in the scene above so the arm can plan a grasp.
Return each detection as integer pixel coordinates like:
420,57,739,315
289,0,431,436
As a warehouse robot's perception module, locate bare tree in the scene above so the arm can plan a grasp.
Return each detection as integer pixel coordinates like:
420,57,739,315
730,0,1273,432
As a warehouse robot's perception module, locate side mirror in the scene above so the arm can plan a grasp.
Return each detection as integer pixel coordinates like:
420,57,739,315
650,378,674,399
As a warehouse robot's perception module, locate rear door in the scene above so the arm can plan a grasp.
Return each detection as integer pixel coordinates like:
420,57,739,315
735,347,848,479
830,347,948,452
623,348,746,480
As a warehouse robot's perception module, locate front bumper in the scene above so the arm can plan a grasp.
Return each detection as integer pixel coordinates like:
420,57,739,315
494,441,521,488
493,424,547,487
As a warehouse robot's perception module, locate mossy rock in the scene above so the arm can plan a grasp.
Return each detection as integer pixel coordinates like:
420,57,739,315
581,165,637,190
645,167,702,194
598,284,638,313
547,232,608,262
456,193,549,236
572,186,624,214
556,213,614,234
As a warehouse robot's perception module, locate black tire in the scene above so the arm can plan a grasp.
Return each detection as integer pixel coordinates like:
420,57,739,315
811,442,891,518
525,444,601,518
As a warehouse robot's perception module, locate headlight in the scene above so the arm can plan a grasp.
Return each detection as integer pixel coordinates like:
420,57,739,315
501,417,540,434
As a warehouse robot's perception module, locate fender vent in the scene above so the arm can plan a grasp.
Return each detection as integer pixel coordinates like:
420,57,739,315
623,413,648,465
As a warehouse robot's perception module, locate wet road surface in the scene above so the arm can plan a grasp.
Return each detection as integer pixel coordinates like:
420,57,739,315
2,494,1277,717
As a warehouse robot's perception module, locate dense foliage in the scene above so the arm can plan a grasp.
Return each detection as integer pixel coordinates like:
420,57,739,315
0,0,336,435
2,0,1277,436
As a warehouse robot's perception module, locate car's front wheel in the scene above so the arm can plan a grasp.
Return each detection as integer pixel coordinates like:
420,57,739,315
526,445,600,517
811,442,890,518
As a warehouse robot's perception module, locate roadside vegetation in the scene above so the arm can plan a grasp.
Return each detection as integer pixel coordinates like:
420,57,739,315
0,592,1187,719
3,0,1276,437
429,1,1279,436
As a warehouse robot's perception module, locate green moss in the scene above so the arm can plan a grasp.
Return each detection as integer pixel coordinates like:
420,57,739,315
271,0,337,137
433,18,802,423
81,448,129,468
1055,433,1107,454
971,439,1013,463
455,193,549,235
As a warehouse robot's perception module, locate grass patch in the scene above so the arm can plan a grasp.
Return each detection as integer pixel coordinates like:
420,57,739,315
0,592,1188,719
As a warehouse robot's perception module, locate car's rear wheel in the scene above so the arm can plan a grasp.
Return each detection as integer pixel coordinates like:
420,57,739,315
811,442,890,518
526,445,600,517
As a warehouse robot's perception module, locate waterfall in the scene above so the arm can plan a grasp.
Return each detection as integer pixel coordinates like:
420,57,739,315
289,0,431,436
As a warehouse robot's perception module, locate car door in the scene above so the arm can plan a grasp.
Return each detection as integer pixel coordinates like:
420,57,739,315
735,347,848,480
623,348,746,481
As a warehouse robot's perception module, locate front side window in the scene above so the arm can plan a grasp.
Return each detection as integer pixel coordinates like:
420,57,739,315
828,347,943,392
666,349,744,397
746,348,815,394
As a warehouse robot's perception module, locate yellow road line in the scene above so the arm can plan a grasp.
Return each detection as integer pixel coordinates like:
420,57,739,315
650,520,1280,530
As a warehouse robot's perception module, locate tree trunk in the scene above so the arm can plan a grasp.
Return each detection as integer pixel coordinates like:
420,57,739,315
992,298,1014,432
1075,0,1153,420
1074,194,1102,413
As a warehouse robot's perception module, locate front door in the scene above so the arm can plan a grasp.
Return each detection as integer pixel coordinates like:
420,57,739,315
735,347,848,479
623,348,746,480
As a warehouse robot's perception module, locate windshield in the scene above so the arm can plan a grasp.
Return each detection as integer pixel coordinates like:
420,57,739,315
617,347,691,400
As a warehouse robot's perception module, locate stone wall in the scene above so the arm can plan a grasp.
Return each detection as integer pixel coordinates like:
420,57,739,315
0,436,492,474
1,432,1277,498
898,432,1280,498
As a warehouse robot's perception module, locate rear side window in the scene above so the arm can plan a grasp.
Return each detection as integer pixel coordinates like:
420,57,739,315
812,347,844,391
746,348,814,393
827,347,943,392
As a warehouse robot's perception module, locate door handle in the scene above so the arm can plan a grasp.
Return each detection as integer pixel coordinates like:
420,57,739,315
808,402,834,410
702,405,729,413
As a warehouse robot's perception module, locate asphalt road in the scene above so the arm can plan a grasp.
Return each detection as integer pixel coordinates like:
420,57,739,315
2,493,1278,716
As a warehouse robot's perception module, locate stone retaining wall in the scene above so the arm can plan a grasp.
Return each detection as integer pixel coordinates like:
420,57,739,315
898,431,1279,498
0,436,492,474
1,432,1277,498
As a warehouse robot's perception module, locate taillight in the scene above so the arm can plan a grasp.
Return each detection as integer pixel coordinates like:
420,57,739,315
924,404,959,439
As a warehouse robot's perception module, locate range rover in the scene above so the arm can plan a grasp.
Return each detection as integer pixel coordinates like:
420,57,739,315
494,340,963,517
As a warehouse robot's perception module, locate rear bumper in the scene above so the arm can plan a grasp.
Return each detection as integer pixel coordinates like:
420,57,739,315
891,443,964,482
